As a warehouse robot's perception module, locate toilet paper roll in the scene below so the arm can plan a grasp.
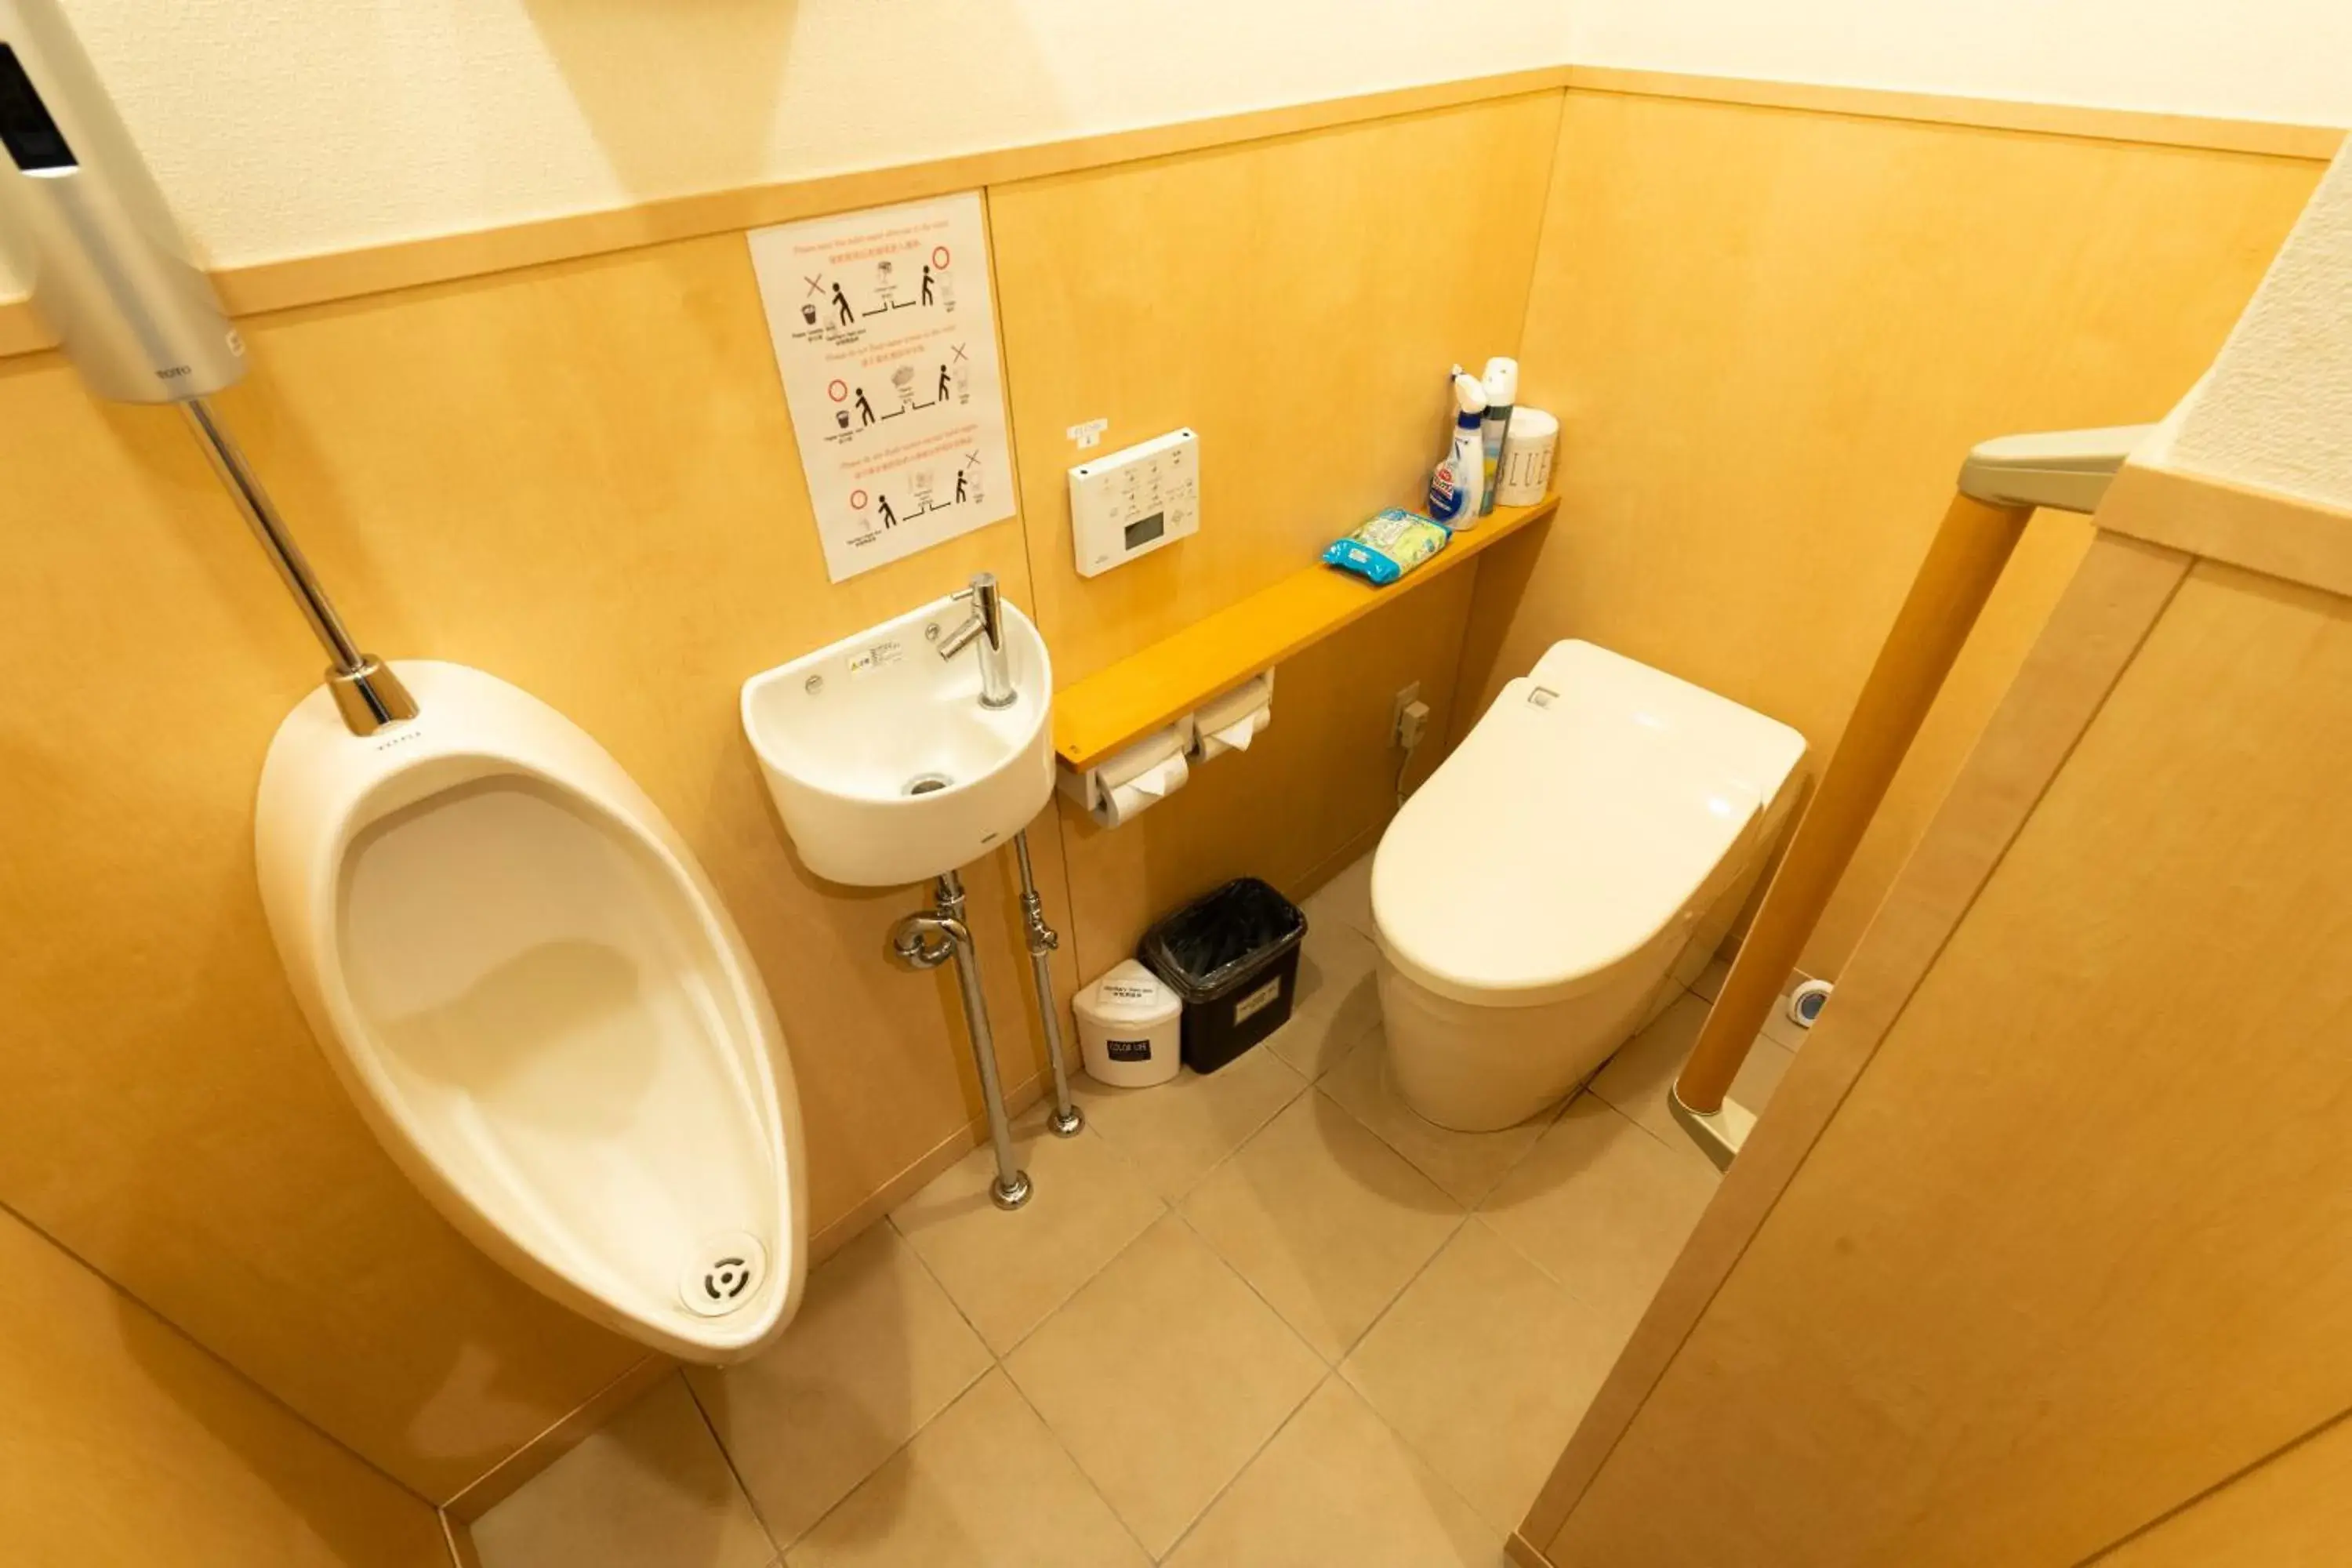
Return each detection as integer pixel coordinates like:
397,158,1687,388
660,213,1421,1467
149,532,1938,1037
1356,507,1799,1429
1495,406,1559,506
1095,752,1188,828
1095,724,1187,790
1056,722,1192,827
1189,671,1275,763
1196,705,1270,760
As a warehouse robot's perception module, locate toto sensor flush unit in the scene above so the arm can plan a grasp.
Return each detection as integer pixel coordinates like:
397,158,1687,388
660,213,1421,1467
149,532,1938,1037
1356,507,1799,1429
0,13,244,402
0,0,413,731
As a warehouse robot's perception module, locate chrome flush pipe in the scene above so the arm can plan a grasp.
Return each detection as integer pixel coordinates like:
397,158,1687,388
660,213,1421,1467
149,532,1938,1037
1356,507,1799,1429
1014,830,1083,1137
0,4,414,738
180,398,416,735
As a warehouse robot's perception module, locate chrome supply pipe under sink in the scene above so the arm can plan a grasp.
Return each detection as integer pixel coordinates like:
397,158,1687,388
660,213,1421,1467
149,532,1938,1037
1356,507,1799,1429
882,572,1082,1209
892,869,1031,1209
887,839,1081,1212
1014,829,1083,1138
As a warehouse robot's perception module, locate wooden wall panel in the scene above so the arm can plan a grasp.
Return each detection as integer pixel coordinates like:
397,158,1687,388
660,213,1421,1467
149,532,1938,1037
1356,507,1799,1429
989,92,1563,687
1478,89,2322,977
0,1205,447,1568
992,95,1559,964
2092,1415,2352,1566
1544,561,2352,1566
1054,561,1485,979
0,234,1075,1499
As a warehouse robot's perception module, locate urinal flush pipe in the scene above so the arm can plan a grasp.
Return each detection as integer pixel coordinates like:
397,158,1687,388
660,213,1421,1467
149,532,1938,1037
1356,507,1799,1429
0,0,412,735
180,398,417,734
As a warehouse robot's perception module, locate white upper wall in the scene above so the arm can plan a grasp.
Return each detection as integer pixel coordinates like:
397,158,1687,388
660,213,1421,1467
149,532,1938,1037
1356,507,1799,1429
2161,151,2352,508
4,0,2350,300
1571,0,2352,128
6,0,1577,286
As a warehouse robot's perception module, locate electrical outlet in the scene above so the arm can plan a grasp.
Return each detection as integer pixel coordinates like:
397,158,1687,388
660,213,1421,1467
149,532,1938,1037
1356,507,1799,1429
1391,682,1425,750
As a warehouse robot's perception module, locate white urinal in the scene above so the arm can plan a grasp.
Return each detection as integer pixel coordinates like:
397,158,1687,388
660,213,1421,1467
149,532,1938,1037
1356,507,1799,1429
254,661,806,1362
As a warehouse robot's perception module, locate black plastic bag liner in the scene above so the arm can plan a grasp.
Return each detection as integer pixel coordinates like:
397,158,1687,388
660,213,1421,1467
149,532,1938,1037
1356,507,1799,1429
1138,877,1308,1073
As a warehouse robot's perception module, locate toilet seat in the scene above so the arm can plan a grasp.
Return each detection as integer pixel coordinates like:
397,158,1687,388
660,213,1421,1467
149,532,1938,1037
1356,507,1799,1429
256,662,806,1362
1374,641,1806,1008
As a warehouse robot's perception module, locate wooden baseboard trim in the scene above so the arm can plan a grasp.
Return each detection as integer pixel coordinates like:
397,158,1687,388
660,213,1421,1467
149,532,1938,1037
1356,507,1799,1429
443,1352,675,1520
1564,66,2345,161
434,1072,1050,1525
808,1072,1047,1265
1505,1529,1555,1567
1299,820,1387,897
440,1508,484,1568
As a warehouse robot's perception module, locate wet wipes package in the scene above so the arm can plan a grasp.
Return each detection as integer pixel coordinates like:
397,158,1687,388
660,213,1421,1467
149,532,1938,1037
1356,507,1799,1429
1323,508,1451,586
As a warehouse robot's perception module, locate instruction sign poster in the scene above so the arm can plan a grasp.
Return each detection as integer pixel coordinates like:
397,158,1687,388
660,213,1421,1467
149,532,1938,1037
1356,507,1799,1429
746,192,1014,583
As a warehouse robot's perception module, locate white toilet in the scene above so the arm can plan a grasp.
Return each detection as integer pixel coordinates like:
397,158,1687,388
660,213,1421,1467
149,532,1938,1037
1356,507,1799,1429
255,662,808,1362
1373,641,1807,1132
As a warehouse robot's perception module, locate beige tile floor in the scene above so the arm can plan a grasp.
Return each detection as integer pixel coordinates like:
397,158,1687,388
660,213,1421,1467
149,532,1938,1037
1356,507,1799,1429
473,854,1809,1568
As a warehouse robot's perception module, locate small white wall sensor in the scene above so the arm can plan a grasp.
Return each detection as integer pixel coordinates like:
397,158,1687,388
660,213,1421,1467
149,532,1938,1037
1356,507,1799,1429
1069,428,1198,578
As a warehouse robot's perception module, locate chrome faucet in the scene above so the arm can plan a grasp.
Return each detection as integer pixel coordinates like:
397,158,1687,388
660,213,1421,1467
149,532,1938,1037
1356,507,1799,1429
938,572,1017,709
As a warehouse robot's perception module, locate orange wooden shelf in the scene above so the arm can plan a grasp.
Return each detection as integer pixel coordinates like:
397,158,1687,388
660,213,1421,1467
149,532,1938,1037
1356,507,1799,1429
1052,496,1557,771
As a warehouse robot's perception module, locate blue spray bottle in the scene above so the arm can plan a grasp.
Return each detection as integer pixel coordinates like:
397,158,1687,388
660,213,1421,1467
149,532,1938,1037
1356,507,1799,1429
1426,372,1487,526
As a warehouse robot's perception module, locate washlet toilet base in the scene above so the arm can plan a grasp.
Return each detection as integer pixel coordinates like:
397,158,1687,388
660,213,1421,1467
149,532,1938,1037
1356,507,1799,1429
1370,641,1807,1133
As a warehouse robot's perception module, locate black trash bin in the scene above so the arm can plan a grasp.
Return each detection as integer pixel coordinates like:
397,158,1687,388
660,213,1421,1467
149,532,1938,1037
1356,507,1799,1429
1138,877,1308,1074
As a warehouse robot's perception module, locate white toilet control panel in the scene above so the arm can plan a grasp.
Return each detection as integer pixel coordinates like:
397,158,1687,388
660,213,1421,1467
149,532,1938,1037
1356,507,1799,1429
1069,428,1198,578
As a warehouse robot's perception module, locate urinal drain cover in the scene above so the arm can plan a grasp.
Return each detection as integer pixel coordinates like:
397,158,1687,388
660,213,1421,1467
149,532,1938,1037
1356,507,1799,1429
680,1231,768,1318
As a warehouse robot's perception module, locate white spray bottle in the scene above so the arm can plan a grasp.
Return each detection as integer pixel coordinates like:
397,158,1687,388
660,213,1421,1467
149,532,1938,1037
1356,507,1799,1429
1478,357,1518,517
1427,372,1487,526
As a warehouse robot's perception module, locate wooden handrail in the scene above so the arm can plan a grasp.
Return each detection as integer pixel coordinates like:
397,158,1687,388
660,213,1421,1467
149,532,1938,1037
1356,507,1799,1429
1675,492,2034,1116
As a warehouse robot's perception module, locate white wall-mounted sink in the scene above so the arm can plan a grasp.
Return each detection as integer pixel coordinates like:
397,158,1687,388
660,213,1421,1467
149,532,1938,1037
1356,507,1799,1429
742,590,1054,887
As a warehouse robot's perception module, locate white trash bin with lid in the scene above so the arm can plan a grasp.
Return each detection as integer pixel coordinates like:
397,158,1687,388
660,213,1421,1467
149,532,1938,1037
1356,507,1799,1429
1073,959,1183,1088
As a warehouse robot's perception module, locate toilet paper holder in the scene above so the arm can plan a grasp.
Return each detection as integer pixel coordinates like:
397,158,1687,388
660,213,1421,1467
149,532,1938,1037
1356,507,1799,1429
1058,724,1190,829
1057,670,1276,828
1192,670,1275,761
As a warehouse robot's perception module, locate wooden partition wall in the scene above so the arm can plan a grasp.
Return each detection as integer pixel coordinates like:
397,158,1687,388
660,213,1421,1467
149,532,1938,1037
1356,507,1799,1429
0,63,2338,1542
1512,466,2352,1566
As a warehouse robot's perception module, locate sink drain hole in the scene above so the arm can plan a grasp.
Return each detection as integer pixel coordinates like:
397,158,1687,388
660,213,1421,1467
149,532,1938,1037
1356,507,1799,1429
905,772,953,796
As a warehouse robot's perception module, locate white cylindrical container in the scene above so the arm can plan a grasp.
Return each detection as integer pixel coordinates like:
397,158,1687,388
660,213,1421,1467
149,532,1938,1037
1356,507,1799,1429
1495,406,1559,505
1073,959,1183,1087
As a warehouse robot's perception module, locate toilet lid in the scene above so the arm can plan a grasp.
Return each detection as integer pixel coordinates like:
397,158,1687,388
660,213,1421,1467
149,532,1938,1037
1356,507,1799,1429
1373,641,1806,1007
